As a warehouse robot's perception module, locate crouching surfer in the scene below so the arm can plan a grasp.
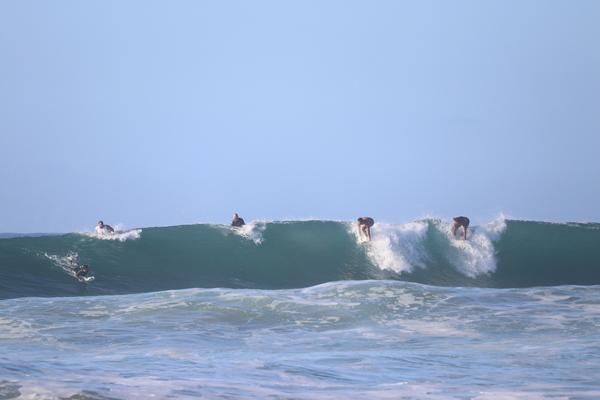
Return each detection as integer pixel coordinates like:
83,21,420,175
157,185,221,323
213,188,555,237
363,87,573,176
96,220,114,234
452,216,470,240
357,217,374,241
231,213,245,227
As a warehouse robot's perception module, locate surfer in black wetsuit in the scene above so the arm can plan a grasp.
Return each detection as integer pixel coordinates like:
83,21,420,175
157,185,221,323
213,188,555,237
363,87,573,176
75,264,89,278
231,213,245,227
452,216,470,240
357,217,374,241
96,220,114,234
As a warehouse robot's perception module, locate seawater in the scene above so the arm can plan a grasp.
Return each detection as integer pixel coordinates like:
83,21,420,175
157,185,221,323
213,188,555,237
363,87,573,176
1,219,600,399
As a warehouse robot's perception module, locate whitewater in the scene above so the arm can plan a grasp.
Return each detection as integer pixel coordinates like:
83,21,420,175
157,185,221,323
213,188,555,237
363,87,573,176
1,218,600,399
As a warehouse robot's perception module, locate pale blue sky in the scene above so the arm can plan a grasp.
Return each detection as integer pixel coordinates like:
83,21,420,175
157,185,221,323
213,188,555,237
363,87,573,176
1,1,599,232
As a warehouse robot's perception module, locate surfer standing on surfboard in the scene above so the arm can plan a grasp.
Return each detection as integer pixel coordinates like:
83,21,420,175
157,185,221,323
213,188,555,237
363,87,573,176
357,217,374,241
452,216,470,240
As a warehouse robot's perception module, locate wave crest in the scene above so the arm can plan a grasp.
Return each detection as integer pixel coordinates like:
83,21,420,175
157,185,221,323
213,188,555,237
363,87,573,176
81,226,142,241
231,221,266,244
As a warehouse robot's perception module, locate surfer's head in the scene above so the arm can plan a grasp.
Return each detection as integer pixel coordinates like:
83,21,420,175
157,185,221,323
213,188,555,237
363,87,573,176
97,221,104,227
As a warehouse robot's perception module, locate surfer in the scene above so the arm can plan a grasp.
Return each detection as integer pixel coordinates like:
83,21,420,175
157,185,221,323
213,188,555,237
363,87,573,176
67,255,78,267
231,213,245,227
357,217,374,241
96,220,114,234
74,264,89,279
75,265,89,278
452,216,470,240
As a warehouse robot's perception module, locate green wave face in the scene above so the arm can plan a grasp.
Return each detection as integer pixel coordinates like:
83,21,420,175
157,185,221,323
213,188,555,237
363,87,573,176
1,220,599,299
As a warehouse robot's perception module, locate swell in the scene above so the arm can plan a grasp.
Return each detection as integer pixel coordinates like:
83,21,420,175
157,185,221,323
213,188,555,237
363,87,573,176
1,219,599,299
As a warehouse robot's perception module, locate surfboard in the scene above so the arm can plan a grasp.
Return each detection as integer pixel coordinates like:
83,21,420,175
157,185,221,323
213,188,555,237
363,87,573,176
64,268,94,283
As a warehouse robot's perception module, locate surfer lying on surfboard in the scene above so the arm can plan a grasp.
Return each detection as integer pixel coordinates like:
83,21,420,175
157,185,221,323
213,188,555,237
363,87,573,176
96,220,115,234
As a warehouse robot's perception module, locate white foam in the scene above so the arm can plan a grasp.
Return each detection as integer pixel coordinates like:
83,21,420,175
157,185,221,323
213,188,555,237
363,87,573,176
232,220,266,244
82,224,142,241
351,221,429,274
350,217,507,278
481,214,508,241
44,252,78,269
442,216,507,277
44,252,91,282
0,317,38,340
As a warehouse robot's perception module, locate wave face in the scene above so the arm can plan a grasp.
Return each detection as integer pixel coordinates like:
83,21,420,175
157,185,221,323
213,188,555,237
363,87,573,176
1,219,599,299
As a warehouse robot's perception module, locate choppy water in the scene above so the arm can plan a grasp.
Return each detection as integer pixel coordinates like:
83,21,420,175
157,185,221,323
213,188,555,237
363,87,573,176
1,219,600,399
2,282,600,399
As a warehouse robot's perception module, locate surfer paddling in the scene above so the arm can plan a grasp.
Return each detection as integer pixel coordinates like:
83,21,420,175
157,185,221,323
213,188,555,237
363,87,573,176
452,216,470,240
357,217,374,241
96,220,114,234
231,213,245,227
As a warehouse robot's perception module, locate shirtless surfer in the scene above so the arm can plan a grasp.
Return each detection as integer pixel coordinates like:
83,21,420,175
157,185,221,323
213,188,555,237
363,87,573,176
96,220,114,234
67,255,78,267
452,216,470,240
357,217,374,241
231,213,245,227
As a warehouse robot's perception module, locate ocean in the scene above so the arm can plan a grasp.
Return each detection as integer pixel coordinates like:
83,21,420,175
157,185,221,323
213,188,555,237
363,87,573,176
1,219,599,399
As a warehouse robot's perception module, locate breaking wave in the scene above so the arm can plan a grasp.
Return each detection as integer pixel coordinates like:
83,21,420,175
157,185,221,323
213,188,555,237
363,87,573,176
1,219,599,299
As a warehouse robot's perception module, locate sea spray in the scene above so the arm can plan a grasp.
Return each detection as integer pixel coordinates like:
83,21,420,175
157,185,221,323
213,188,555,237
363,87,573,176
81,224,142,242
439,217,506,277
230,220,267,244
354,218,505,278
355,221,429,273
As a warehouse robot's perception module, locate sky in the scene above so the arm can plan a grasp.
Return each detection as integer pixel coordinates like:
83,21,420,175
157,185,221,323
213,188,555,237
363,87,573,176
1,0,599,232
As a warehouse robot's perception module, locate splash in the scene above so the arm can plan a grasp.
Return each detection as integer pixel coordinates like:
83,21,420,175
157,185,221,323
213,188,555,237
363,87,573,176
231,220,266,244
81,224,142,241
442,216,506,277
354,221,429,273
352,217,507,278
